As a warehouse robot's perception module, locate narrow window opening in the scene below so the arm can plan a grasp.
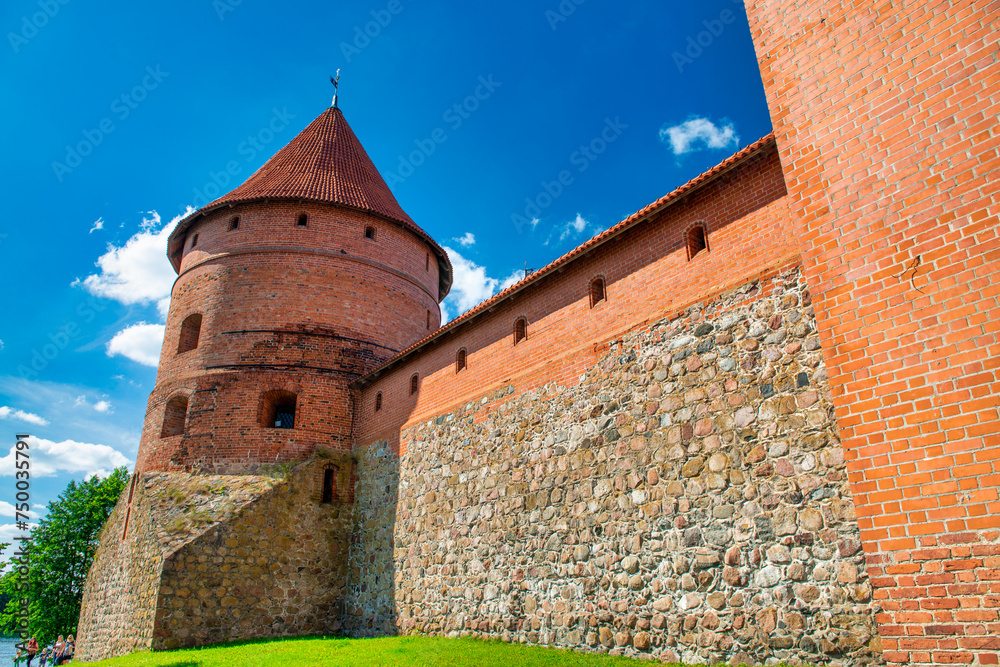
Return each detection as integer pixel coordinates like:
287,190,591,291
229,216,240,231
161,395,188,438
687,225,708,260
590,277,606,308
514,317,527,345
426,310,431,330
297,213,309,227
191,233,199,248
425,253,430,271
261,390,297,429
410,374,419,395
456,348,467,373
375,392,382,412
365,226,376,240
322,467,337,504
177,313,202,354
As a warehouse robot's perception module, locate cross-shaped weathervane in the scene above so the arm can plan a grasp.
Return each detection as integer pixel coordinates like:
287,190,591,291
331,69,341,108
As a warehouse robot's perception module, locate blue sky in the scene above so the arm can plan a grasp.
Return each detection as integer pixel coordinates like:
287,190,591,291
0,0,771,553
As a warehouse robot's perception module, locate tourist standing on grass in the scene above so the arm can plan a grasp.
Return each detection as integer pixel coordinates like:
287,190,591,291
37,649,47,667
25,638,38,667
56,636,73,665
50,638,63,665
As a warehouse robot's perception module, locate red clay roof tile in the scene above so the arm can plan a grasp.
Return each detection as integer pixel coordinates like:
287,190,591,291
167,107,452,297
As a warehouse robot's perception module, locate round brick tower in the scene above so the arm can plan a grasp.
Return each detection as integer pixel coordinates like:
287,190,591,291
134,105,452,473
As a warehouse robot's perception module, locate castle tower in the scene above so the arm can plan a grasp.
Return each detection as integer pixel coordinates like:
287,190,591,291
136,104,452,474
76,102,453,660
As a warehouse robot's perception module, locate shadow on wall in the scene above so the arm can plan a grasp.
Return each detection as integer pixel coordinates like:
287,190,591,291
344,438,402,636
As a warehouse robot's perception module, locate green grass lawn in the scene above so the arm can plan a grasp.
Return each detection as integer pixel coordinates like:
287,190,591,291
83,635,786,667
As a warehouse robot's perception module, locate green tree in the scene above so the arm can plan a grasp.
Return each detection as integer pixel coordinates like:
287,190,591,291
0,467,128,644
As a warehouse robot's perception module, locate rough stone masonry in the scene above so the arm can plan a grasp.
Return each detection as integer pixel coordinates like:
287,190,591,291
348,267,883,665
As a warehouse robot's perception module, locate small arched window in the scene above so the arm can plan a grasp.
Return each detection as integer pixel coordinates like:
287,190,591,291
456,348,467,373
177,314,202,354
514,317,527,345
375,392,382,412
161,395,188,438
191,233,199,248
687,225,708,260
229,216,240,231
365,226,376,240
297,213,309,227
261,390,297,429
410,374,419,395
590,277,606,307
322,466,337,504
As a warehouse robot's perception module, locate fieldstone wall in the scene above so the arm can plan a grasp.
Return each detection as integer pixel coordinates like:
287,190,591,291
344,440,399,636
77,475,165,660
156,457,354,649
77,455,355,661
77,470,278,661
356,266,883,666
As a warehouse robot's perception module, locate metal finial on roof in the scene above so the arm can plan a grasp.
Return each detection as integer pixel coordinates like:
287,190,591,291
330,69,341,108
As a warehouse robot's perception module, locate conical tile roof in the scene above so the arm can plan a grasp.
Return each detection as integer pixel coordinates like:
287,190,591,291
168,107,451,298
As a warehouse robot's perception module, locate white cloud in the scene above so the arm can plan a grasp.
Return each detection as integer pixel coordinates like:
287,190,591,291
499,269,525,292
444,247,500,313
0,435,131,479
659,117,739,155
106,322,165,367
441,248,532,319
74,208,194,318
559,213,590,242
0,523,38,562
89,217,104,234
0,502,39,520
453,232,476,247
140,210,162,231
0,406,48,426
544,213,602,247
75,395,113,413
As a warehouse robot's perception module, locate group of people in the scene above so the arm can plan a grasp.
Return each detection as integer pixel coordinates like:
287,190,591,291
13,635,73,666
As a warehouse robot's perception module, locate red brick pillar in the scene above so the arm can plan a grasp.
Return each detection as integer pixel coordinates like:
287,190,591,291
744,1,1000,664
